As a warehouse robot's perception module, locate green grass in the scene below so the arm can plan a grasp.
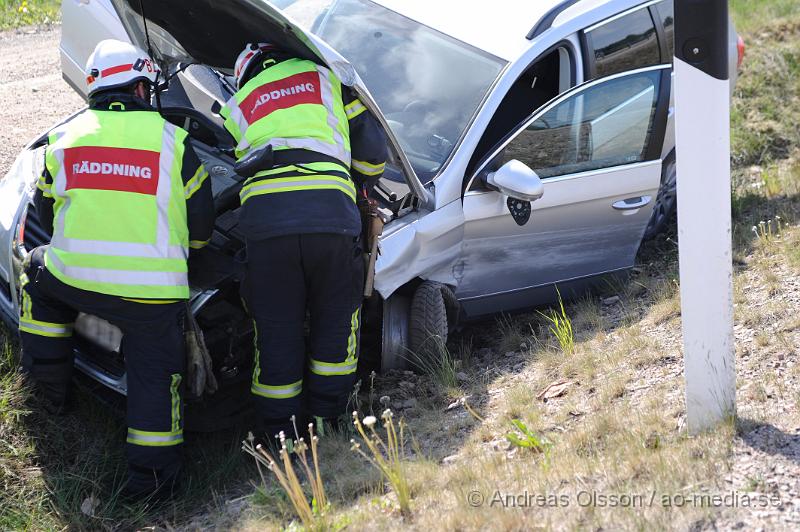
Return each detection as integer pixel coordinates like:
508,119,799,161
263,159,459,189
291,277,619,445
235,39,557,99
730,1,800,168
0,0,59,30
0,325,255,530
731,0,800,34
0,0,798,529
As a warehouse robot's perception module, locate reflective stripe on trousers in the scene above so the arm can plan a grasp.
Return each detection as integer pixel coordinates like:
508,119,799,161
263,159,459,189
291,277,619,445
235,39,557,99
309,307,360,376
19,317,74,338
170,374,182,433
250,322,303,399
18,271,74,337
126,427,183,447
251,379,303,399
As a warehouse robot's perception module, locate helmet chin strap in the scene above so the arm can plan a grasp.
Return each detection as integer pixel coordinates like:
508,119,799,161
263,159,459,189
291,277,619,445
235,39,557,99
240,57,277,89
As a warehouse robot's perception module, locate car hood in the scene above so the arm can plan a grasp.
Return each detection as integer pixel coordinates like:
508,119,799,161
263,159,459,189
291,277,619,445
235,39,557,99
109,0,430,206
110,0,360,85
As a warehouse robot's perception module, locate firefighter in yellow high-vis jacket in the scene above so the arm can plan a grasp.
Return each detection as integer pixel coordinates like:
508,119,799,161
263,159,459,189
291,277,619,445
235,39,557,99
220,43,387,443
19,40,214,500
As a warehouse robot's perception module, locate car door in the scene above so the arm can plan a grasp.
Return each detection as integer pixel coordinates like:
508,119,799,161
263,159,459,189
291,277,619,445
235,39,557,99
457,65,672,317
60,0,130,98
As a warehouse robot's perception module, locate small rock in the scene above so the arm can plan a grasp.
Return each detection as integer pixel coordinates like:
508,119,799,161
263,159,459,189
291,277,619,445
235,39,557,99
456,372,469,383
778,353,786,361
475,348,492,359
442,454,459,465
400,398,417,410
602,296,621,306
519,342,529,351
80,495,99,517
445,396,470,411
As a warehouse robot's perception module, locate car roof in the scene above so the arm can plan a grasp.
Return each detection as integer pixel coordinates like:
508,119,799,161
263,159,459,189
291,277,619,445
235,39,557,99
370,0,578,61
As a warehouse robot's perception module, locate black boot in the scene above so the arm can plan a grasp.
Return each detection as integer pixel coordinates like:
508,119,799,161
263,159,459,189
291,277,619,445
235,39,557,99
121,464,181,505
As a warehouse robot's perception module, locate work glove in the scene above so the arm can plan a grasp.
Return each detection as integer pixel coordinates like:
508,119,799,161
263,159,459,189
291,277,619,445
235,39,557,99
185,305,218,398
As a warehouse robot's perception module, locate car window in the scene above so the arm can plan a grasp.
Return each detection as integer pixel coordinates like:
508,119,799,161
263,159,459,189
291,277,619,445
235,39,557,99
487,69,663,180
655,1,675,59
279,0,506,184
585,7,661,79
467,46,573,176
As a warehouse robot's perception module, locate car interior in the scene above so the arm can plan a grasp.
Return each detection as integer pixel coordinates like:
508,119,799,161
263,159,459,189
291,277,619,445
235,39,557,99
467,45,573,183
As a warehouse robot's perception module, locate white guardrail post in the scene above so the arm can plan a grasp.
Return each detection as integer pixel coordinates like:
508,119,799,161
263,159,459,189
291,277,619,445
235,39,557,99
674,0,736,433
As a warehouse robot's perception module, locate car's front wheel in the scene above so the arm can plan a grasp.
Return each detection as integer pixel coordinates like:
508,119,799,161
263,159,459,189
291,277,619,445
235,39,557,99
407,281,458,371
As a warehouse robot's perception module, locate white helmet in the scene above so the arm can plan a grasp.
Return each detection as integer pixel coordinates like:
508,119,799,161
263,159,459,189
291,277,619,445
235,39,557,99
85,39,159,97
234,43,277,89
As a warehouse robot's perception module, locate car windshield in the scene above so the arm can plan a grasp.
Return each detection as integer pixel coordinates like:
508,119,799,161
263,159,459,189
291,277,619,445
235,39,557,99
275,0,506,182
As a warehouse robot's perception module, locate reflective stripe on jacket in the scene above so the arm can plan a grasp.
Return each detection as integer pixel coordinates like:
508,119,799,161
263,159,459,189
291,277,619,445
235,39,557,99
239,160,356,206
43,110,192,299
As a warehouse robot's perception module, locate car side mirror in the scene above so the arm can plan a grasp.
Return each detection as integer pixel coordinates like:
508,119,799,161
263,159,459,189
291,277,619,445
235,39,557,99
484,160,544,226
485,159,544,202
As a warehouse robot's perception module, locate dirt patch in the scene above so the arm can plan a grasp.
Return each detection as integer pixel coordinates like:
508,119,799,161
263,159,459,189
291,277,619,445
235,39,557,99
0,26,83,179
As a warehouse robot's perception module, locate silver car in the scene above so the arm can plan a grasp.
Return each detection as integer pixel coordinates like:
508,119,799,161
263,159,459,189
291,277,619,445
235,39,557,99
0,0,740,422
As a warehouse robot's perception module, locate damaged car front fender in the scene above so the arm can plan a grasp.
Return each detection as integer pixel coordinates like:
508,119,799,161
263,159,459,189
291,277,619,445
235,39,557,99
375,199,465,299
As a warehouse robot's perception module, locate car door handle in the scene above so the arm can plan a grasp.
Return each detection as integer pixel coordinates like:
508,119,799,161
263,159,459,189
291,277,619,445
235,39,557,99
612,196,652,211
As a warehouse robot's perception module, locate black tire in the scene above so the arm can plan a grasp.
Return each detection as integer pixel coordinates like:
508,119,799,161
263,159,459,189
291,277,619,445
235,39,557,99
441,284,460,331
643,150,677,240
408,282,450,369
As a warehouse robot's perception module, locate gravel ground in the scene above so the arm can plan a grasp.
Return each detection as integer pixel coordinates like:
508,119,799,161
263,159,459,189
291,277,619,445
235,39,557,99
0,26,83,179
711,258,800,530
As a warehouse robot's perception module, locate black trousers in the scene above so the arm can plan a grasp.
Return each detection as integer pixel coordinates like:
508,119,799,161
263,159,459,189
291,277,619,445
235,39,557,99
18,247,186,492
242,234,364,433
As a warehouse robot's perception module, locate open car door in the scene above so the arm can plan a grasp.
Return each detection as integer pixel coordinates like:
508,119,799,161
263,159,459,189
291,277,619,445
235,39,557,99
458,65,673,317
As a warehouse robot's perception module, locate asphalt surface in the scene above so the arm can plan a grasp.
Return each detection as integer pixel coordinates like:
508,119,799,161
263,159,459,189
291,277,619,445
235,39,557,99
0,26,84,180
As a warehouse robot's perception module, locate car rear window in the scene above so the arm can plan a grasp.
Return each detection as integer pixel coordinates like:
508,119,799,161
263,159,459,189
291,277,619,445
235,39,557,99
585,7,661,78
